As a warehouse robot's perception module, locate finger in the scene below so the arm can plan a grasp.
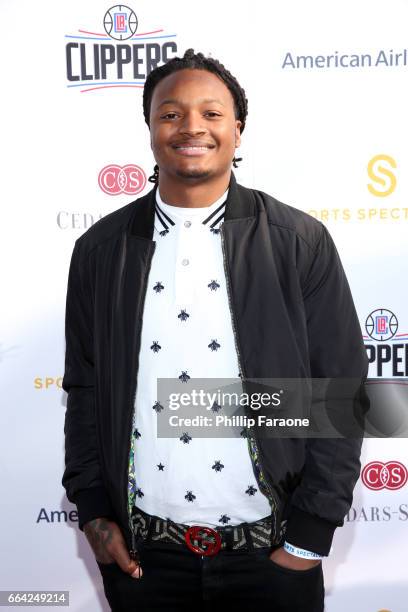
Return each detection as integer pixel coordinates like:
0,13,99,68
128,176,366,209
130,562,143,579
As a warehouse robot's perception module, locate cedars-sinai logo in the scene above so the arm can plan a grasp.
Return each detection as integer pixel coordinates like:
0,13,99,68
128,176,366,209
65,5,178,92
361,461,408,491
98,164,147,196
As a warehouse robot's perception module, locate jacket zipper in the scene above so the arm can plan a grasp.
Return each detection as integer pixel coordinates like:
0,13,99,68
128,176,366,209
126,240,156,560
220,224,280,541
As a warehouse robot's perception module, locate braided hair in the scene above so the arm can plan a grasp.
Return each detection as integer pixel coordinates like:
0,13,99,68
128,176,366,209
143,49,247,183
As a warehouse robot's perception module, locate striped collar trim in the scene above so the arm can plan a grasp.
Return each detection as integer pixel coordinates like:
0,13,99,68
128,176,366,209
154,193,227,237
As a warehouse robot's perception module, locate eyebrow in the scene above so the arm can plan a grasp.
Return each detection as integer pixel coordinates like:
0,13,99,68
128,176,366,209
156,97,225,109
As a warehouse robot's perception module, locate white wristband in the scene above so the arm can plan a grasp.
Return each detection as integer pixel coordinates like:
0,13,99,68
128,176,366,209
283,541,323,560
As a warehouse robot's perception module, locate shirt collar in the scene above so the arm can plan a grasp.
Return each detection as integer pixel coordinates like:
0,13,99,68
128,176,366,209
154,188,229,236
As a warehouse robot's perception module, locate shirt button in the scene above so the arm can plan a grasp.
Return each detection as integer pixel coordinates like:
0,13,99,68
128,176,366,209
184,220,192,228
181,258,190,266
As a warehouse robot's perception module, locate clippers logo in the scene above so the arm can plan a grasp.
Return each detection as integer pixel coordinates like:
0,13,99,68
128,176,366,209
361,461,408,491
103,5,138,40
366,309,398,342
364,309,408,376
65,6,178,91
98,164,146,195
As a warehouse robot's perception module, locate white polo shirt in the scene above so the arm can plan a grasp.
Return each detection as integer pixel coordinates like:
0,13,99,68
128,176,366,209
129,187,272,527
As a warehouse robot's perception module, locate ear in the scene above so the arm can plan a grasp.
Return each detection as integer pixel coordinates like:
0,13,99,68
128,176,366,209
235,120,242,148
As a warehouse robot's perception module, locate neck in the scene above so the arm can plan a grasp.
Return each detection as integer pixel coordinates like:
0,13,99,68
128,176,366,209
157,170,231,207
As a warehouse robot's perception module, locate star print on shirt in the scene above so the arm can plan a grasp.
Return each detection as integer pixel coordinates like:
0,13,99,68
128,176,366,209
208,280,220,291
178,309,190,322
208,339,221,351
157,463,165,471
135,487,144,498
179,371,190,383
246,485,257,496
153,281,164,293
150,340,161,353
133,428,141,439
212,460,224,472
185,491,196,502
240,428,248,438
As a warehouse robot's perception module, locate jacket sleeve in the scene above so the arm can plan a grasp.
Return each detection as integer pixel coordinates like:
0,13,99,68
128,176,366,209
61,239,115,530
284,223,370,556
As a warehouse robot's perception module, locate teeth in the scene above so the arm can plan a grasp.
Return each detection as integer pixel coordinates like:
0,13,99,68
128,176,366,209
176,146,210,150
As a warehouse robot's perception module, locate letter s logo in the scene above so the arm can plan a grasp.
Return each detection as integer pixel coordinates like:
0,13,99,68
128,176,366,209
367,154,397,197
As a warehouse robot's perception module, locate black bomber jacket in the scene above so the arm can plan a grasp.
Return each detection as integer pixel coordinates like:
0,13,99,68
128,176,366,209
61,171,369,557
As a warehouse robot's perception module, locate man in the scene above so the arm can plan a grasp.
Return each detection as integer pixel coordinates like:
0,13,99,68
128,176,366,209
62,49,369,611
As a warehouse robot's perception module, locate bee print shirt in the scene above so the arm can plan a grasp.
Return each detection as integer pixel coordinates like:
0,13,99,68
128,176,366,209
129,186,272,528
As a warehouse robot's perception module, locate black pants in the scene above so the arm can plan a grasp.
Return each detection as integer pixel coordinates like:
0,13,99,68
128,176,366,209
97,538,325,612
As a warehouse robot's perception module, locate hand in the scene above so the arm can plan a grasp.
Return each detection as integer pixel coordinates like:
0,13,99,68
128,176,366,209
269,546,321,571
84,517,142,579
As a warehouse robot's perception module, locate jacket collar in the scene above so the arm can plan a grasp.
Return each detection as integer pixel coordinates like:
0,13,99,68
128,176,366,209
128,171,257,240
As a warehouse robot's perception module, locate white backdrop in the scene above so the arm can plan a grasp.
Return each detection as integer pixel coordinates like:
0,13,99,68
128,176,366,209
1,1,407,610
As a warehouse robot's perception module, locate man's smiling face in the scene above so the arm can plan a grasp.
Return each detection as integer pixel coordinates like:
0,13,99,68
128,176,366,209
149,68,241,183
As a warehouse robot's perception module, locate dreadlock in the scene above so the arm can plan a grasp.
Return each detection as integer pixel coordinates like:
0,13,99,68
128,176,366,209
143,49,247,183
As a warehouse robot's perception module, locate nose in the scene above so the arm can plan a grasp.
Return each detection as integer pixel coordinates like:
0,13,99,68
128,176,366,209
179,111,207,136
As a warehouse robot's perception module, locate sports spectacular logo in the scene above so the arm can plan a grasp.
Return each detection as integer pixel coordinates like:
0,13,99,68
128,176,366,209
65,5,178,92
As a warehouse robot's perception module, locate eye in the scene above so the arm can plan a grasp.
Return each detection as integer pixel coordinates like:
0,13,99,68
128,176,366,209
160,112,179,120
205,111,221,118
